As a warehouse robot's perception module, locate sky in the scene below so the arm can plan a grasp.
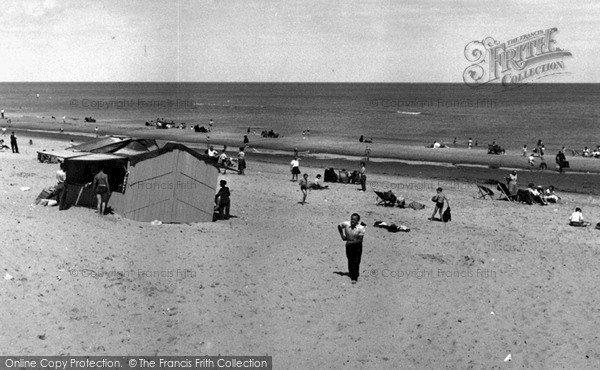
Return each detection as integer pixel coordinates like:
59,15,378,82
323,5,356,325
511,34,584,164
0,0,598,82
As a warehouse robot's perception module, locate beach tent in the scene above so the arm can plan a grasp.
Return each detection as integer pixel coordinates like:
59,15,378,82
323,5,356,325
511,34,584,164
108,143,219,223
60,153,128,210
69,136,158,154
37,149,89,163
39,136,158,163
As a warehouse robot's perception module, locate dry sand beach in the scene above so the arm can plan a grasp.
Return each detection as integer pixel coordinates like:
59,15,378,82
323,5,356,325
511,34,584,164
2,133,600,368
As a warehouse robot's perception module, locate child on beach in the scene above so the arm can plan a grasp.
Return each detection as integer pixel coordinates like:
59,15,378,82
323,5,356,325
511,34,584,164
429,187,449,221
299,173,309,204
310,174,329,190
215,180,230,220
569,207,587,226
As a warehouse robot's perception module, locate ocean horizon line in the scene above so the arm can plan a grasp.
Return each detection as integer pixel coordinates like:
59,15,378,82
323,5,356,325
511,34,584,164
1,81,599,85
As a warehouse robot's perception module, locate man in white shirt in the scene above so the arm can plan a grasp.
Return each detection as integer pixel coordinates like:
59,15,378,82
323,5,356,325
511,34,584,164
338,213,366,284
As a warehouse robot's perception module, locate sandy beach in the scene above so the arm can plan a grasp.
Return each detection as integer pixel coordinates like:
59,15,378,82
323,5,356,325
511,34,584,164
2,131,600,368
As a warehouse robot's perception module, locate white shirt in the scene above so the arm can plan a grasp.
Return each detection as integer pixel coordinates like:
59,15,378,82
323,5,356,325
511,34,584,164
570,211,583,223
339,221,365,242
433,142,441,148
290,159,299,167
208,149,218,157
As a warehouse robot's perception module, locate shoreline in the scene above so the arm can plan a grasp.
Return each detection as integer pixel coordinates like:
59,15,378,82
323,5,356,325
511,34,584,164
14,126,600,197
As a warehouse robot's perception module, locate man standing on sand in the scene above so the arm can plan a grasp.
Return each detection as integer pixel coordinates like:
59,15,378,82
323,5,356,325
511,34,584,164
556,150,567,173
10,131,18,153
338,213,366,284
359,161,367,192
94,126,99,137
237,147,246,175
92,167,110,216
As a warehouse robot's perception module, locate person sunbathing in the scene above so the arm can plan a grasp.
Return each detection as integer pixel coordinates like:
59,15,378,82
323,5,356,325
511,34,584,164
527,183,548,205
583,147,590,157
544,185,561,203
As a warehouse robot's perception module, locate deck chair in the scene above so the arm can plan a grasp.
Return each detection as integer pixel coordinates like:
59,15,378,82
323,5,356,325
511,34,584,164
375,190,397,207
496,183,516,201
476,185,495,200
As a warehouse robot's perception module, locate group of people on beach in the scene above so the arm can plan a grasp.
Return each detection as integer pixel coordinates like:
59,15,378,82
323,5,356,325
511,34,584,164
504,169,561,205
523,139,569,173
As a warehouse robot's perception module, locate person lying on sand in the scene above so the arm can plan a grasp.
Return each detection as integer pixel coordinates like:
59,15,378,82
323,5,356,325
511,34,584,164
543,185,561,203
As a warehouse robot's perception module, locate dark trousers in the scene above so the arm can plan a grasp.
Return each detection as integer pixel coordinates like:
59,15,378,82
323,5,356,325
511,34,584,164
11,142,18,153
360,174,366,191
218,199,230,219
346,242,363,280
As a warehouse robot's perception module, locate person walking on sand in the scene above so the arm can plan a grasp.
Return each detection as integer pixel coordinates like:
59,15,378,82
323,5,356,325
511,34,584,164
359,161,367,192
290,157,300,181
299,173,309,205
429,187,449,221
92,166,110,216
94,126,99,137
10,131,18,153
522,144,527,157
338,213,366,284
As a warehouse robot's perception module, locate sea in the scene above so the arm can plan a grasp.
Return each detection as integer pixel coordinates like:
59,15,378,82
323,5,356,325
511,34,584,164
0,82,599,151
